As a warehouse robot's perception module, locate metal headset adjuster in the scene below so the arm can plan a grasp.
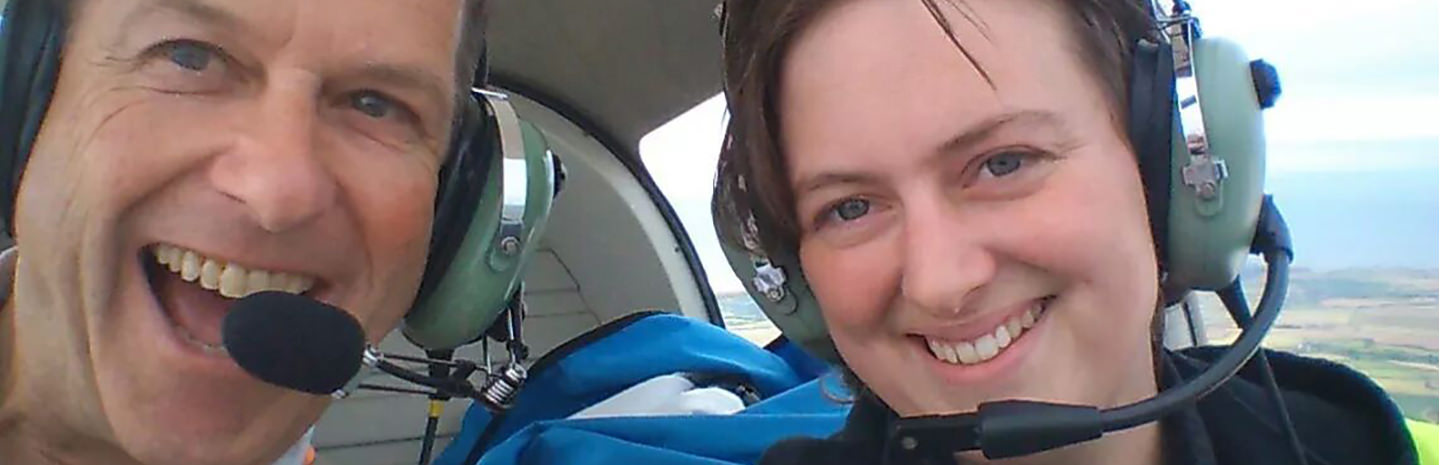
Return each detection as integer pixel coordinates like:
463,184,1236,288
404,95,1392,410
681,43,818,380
475,88,534,261
1160,2,1227,200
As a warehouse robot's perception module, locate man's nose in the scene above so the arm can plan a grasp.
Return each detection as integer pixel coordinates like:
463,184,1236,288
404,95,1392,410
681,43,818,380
899,198,996,318
209,89,338,233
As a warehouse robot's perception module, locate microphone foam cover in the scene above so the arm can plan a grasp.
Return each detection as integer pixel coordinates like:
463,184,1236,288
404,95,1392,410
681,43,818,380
222,291,366,395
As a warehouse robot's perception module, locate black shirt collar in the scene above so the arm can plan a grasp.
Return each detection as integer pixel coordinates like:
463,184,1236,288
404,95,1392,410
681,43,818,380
828,350,1221,465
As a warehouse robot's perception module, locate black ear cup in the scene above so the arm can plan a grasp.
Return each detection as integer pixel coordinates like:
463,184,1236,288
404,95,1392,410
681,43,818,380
418,97,494,304
1127,40,1177,273
0,0,65,237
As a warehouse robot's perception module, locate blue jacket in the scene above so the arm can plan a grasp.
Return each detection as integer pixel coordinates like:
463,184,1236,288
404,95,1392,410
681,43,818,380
434,312,849,465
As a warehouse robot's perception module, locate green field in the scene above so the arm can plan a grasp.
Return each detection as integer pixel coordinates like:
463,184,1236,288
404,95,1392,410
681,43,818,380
1200,267,1439,423
1393,394,1440,424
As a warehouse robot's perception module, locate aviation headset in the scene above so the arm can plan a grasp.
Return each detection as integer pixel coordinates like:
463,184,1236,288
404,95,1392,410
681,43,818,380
716,0,1284,363
0,0,555,352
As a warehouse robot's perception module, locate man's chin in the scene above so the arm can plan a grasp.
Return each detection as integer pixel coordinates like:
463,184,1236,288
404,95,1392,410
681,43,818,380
111,399,318,465
122,437,290,465
98,353,321,465
95,259,325,465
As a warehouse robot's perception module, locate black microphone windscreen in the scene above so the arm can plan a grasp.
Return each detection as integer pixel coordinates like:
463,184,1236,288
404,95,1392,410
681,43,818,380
222,291,366,395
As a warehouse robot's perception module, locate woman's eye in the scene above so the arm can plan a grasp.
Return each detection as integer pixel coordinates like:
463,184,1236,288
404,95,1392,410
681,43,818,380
980,151,1028,178
350,91,397,119
831,198,871,222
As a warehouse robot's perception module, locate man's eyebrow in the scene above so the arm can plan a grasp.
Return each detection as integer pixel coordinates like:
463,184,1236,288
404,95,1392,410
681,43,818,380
120,0,246,35
351,63,452,114
934,110,1066,155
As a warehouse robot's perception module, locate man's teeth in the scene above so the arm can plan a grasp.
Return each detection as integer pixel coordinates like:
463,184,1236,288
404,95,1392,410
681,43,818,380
153,244,316,298
925,302,1047,366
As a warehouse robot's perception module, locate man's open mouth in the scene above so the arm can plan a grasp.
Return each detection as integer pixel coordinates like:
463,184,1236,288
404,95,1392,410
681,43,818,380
143,244,320,355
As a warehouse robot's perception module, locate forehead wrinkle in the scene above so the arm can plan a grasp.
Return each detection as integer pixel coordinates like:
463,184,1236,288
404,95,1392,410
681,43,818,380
106,0,235,51
121,0,244,31
291,0,458,88
103,0,300,63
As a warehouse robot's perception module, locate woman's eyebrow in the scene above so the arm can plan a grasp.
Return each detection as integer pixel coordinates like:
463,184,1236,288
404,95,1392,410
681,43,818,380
932,110,1066,156
794,111,1066,197
793,172,884,198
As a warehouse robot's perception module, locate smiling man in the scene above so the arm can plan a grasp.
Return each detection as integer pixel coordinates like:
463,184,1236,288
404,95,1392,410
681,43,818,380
0,0,485,464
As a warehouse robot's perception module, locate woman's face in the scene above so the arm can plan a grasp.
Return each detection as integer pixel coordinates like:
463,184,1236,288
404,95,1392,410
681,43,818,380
780,0,1161,419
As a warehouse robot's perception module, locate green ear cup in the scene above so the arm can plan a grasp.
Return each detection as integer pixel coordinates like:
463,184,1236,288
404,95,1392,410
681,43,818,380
1163,36,1266,293
403,94,556,351
717,237,840,362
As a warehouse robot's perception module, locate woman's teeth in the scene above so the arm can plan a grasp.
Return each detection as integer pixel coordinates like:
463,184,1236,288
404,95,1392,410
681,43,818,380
153,244,316,298
925,301,1047,366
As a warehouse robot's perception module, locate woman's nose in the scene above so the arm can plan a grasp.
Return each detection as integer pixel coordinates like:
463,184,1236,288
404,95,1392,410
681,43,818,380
898,200,996,317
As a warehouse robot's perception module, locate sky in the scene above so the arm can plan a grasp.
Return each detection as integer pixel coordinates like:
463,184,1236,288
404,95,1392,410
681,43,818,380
640,0,1440,295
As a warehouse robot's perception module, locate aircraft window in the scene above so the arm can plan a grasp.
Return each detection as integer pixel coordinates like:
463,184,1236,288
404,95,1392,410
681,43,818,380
639,94,781,347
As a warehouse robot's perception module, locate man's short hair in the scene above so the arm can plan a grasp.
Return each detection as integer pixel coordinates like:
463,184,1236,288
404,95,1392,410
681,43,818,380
455,0,489,93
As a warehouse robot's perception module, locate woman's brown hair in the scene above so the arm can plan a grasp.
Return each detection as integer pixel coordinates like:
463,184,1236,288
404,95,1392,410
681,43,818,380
713,0,1157,259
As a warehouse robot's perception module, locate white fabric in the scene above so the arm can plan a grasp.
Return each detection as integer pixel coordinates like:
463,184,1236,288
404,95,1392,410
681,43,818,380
569,373,745,419
272,427,314,465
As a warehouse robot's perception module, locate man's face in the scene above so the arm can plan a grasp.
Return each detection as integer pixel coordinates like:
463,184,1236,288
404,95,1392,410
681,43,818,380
12,0,464,463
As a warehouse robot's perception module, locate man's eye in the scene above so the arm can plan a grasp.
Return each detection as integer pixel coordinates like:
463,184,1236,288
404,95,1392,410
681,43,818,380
830,198,870,222
135,39,235,94
159,40,217,72
350,91,397,119
338,90,429,149
981,151,1027,178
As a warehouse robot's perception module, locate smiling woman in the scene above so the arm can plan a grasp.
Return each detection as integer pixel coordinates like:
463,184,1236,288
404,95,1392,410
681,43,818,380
701,0,1434,464
641,0,1440,425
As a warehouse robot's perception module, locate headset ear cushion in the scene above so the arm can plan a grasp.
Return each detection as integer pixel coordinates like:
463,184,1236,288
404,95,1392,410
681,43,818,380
0,0,65,237
417,98,491,303
1128,40,1177,274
